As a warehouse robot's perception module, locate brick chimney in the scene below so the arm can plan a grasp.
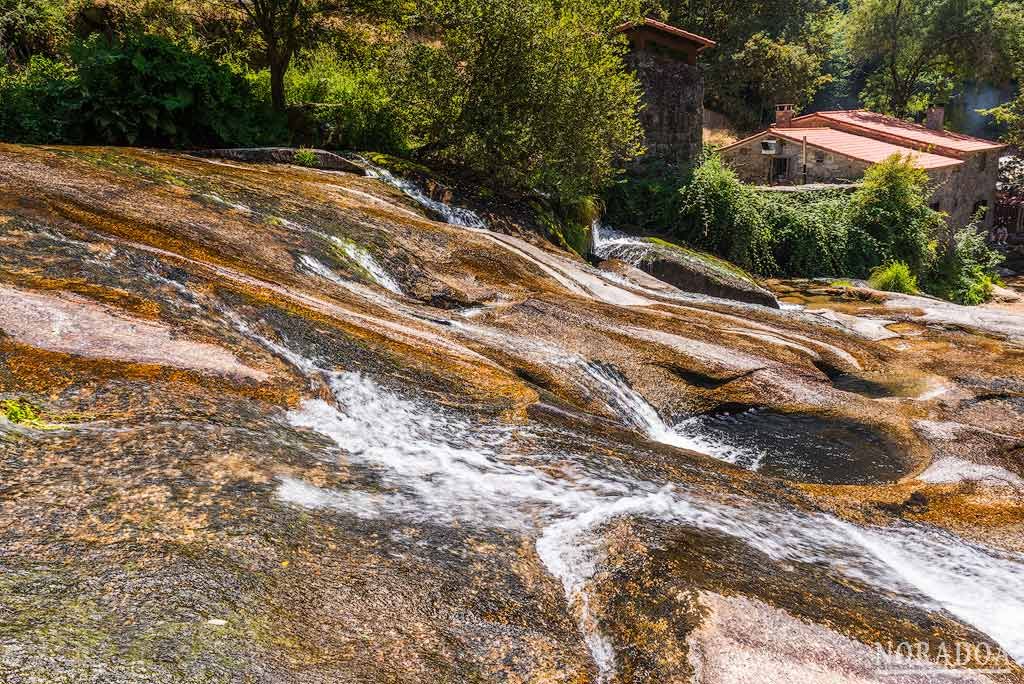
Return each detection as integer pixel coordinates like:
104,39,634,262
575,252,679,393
926,105,945,131
775,104,795,128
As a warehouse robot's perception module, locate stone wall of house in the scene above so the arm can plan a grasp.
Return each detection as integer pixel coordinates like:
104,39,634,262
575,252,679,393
930,152,999,230
721,135,869,185
625,48,703,167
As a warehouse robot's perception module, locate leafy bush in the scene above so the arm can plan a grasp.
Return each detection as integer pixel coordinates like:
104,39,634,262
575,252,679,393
764,190,851,277
923,222,1004,305
70,33,275,146
0,56,79,142
1,33,277,147
676,154,777,273
293,147,319,167
244,46,407,152
868,261,919,294
603,161,688,234
0,0,68,63
847,154,940,274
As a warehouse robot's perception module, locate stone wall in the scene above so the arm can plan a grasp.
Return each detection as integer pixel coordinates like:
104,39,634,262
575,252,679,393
625,48,704,167
721,135,869,185
931,152,1000,229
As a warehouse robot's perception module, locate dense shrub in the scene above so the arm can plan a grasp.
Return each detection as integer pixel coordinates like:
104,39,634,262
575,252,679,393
846,154,940,274
676,154,777,273
0,0,68,63
603,161,688,235
247,47,407,152
664,153,951,282
71,34,275,146
765,190,851,277
0,56,79,142
1,33,277,147
868,261,919,293
923,222,1004,304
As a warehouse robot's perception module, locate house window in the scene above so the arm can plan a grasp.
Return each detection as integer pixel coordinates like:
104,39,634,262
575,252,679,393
814,150,825,164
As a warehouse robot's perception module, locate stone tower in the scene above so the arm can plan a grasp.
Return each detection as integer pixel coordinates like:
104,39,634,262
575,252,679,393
615,18,715,167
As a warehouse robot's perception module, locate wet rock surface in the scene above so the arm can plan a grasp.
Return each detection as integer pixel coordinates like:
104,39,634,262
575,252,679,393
1,145,1023,683
594,230,780,308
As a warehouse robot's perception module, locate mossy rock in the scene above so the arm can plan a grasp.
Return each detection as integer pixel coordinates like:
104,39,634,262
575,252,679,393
612,237,778,308
359,152,435,180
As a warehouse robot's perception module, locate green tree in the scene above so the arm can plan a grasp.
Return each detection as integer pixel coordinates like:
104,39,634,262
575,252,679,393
393,0,645,200
655,0,836,131
846,0,1009,118
980,2,1024,144
228,0,325,111
731,31,832,126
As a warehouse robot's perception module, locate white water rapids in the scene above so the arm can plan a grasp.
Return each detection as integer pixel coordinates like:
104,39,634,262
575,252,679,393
277,364,1024,678
274,168,1024,678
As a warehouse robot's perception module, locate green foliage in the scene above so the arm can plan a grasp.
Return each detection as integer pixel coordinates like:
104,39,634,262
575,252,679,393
644,154,948,287
293,147,319,167
984,93,1024,148
392,0,645,201
868,261,919,294
70,33,275,146
846,154,940,275
1,398,55,428
731,32,832,121
0,0,68,63
656,0,838,131
603,161,688,235
676,154,777,273
0,33,277,147
923,222,1004,305
846,0,1011,117
0,56,79,143
764,190,852,277
247,46,408,151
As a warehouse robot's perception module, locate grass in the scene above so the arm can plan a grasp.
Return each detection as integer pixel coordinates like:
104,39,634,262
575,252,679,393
293,148,319,168
868,261,919,294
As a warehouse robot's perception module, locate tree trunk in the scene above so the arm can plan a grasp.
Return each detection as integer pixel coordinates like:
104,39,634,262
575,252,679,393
270,53,287,113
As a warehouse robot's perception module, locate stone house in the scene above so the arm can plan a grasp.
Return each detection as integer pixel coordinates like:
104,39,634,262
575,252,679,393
720,106,1007,228
615,18,715,167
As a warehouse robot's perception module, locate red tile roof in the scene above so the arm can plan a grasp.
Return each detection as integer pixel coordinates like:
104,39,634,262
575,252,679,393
776,128,962,169
721,127,963,170
614,18,717,49
793,110,1005,154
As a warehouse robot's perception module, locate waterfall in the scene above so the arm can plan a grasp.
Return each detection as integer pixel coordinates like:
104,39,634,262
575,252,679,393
325,237,403,295
277,360,1024,674
362,163,488,229
590,222,656,266
580,361,766,467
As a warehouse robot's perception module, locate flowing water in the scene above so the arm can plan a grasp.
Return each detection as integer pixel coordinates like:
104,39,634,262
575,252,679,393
362,162,488,229
278,359,1024,677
